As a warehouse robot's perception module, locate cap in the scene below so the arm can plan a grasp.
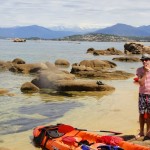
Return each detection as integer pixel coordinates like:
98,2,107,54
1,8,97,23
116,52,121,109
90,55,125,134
140,53,150,60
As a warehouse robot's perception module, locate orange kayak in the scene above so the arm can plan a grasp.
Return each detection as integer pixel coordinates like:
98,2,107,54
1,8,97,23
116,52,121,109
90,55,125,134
32,124,150,150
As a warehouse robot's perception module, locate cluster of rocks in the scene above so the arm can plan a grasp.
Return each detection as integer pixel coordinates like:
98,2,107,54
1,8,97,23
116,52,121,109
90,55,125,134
87,47,124,55
124,42,150,54
0,57,134,94
2,42,149,94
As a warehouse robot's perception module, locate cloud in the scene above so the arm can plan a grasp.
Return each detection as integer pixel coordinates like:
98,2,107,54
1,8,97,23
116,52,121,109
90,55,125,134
0,0,150,28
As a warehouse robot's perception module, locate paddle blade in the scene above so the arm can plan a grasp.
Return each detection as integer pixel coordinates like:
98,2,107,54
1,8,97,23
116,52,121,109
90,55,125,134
58,124,74,134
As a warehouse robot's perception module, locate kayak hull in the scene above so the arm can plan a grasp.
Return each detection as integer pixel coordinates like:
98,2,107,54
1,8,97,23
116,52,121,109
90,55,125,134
33,124,150,150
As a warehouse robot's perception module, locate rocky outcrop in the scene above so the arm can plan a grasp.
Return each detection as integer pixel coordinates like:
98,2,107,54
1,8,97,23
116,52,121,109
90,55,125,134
112,56,140,62
31,74,115,92
87,47,124,55
71,70,134,80
124,42,150,54
9,62,49,74
55,59,70,67
76,59,117,70
0,60,13,70
54,80,115,91
21,82,39,93
30,66,115,92
12,58,26,64
0,88,14,96
31,70,75,89
71,59,134,80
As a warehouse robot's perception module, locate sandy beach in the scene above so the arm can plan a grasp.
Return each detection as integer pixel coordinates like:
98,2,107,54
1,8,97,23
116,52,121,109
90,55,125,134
0,78,142,150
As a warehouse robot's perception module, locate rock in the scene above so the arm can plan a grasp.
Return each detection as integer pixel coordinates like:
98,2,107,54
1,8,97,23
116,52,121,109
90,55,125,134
86,47,95,53
78,59,117,70
31,67,115,92
0,89,9,95
31,70,75,89
9,63,48,74
87,47,124,55
71,70,134,80
112,56,140,62
55,59,70,67
21,82,39,93
0,61,13,70
124,42,150,54
0,88,14,96
55,80,115,91
12,58,26,64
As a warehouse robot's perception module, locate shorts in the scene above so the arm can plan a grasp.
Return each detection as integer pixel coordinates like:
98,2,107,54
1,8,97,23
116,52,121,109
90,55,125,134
139,93,150,114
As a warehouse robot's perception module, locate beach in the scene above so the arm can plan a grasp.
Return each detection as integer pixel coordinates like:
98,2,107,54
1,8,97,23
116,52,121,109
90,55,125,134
0,40,149,149
0,78,140,150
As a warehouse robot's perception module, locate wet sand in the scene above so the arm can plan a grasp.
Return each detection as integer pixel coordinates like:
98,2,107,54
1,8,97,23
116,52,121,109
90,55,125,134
0,78,142,149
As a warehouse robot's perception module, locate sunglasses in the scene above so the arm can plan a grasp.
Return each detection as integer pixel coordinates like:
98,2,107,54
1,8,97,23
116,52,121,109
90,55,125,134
97,145,124,150
141,59,150,62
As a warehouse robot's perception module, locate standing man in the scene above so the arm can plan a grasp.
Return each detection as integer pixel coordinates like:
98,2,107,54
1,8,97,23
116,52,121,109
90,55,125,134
136,53,150,140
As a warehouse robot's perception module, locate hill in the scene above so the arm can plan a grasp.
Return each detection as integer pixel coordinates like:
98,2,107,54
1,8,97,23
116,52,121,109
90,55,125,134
0,25,76,39
56,33,135,42
94,23,150,37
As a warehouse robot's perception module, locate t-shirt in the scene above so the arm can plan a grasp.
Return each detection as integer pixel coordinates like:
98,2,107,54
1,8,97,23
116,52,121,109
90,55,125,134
136,67,150,94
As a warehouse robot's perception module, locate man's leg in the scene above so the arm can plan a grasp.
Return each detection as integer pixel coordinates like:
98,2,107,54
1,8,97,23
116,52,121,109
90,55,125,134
139,114,145,136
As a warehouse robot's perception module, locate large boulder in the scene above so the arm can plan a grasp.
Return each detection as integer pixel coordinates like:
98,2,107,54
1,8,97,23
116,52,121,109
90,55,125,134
54,80,115,91
9,62,49,74
30,68,115,92
12,58,26,64
78,59,117,70
124,42,150,54
55,59,70,67
21,82,39,93
31,69,75,89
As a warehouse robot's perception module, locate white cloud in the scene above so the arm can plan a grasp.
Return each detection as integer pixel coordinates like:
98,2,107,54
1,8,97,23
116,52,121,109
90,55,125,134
0,0,150,28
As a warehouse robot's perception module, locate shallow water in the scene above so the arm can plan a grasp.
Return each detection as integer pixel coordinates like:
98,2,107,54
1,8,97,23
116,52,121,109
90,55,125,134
0,40,150,149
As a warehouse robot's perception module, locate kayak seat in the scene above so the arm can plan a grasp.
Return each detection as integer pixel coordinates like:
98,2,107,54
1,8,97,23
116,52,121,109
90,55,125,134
47,129,64,138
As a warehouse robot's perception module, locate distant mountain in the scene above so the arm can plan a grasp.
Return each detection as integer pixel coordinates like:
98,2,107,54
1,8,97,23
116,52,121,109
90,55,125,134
1,24,150,39
0,25,77,39
94,23,150,37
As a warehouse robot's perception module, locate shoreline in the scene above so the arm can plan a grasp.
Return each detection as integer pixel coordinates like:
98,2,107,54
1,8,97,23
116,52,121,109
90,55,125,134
0,79,141,150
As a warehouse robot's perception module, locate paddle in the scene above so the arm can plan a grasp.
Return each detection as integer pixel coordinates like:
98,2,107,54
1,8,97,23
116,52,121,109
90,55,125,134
58,124,122,135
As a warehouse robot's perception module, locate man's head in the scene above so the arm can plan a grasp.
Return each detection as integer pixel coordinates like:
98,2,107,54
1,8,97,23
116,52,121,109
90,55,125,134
140,53,150,62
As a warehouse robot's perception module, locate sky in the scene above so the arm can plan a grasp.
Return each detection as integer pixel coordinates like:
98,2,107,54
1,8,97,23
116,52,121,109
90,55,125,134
0,0,150,29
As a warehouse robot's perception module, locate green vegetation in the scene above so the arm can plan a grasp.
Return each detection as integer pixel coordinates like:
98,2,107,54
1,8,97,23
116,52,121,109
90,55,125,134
54,33,150,42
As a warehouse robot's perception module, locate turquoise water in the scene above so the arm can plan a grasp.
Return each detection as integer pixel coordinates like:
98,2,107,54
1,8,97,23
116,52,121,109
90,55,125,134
0,39,150,135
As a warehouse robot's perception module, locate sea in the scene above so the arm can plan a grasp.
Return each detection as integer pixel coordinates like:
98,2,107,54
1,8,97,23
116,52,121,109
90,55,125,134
0,39,150,136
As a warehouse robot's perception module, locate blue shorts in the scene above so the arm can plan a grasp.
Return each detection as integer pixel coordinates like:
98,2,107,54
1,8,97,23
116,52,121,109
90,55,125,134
139,93,150,114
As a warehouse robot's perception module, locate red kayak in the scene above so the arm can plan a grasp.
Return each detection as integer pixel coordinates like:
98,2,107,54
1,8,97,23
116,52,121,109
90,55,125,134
32,124,150,150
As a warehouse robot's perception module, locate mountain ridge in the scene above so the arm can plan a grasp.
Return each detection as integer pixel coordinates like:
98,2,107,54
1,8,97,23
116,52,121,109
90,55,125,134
0,23,150,39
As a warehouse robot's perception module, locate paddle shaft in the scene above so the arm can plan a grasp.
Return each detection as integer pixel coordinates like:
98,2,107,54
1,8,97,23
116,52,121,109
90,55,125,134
75,128,122,135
